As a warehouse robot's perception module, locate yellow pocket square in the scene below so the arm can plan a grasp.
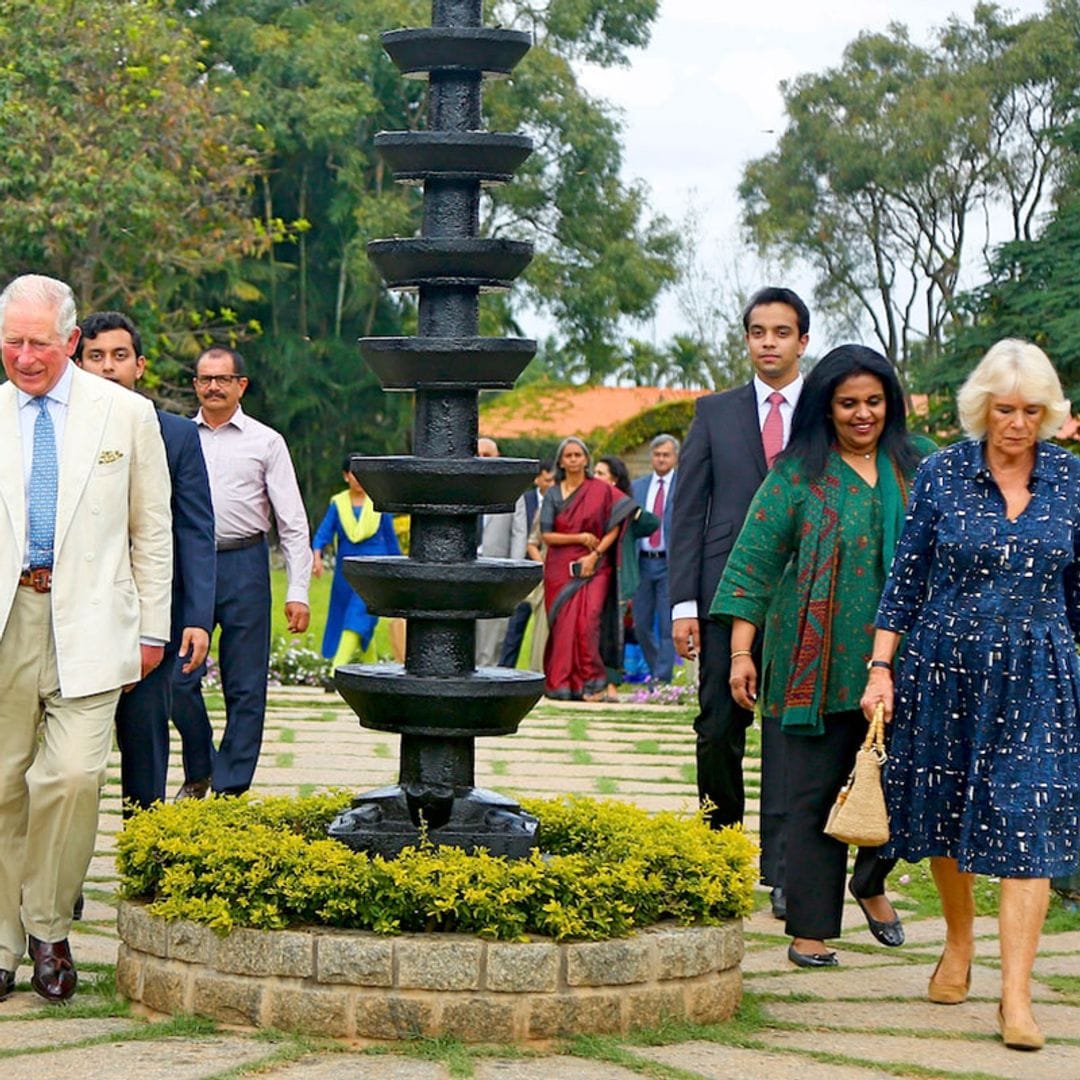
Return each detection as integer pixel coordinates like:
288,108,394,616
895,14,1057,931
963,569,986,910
98,449,124,465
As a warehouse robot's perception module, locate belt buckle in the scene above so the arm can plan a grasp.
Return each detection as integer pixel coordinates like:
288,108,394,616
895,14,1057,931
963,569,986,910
23,567,52,593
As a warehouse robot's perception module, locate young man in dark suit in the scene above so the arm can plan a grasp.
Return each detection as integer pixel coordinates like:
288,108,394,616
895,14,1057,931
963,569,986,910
77,311,216,813
668,287,809,919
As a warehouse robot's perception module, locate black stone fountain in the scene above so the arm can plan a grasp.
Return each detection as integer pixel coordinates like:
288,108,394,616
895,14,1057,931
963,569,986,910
327,0,545,859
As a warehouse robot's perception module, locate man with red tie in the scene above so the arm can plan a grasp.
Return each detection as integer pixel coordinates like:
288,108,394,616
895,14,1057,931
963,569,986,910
668,287,809,921
631,435,679,683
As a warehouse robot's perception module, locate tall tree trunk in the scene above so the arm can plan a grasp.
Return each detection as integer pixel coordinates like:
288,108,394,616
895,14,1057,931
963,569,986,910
298,163,309,340
262,175,279,338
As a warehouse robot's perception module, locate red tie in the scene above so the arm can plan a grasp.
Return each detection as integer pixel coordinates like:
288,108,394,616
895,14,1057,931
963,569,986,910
762,391,785,468
649,478,665,548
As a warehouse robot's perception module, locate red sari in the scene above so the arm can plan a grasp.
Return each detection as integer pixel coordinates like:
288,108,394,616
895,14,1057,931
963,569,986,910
542,477,617,697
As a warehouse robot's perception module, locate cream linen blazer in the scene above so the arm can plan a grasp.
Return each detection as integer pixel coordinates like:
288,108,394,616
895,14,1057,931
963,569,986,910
0,364,172,697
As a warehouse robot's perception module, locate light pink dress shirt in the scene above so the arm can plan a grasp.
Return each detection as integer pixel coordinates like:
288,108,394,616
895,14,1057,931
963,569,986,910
193,404,312,606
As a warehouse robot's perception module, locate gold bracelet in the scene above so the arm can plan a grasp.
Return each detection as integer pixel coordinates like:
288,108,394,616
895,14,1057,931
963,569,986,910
730,650,752,659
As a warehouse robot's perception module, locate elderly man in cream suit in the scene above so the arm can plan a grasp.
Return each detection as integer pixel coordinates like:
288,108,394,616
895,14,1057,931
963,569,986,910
0,275,172,1004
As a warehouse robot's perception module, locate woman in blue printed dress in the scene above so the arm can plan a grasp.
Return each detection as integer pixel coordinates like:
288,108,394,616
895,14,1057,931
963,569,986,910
861,340,1080,1052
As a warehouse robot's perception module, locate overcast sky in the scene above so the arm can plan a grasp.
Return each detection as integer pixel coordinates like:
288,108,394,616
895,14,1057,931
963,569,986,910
527,0,1050,354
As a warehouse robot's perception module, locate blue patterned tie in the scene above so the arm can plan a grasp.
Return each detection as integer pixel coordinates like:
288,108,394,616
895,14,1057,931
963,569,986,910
28,396,58,568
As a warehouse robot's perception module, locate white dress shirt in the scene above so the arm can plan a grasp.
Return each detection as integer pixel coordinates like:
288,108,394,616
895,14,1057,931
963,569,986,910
671,373,804,622
638,471,671,553
194,404,312,606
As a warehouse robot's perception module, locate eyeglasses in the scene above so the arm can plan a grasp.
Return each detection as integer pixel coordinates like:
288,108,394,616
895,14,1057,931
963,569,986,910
194,374,243,387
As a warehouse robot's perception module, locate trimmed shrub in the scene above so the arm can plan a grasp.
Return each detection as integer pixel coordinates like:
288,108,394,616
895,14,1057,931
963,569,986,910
116,792,756,941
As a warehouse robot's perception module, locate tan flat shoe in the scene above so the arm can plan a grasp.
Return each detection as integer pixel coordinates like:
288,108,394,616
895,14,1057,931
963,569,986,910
998,1005,1044,1051
928,953,971,1005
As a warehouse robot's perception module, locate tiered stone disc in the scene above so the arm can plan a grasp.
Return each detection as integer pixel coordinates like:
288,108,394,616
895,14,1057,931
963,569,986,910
329,0,544,858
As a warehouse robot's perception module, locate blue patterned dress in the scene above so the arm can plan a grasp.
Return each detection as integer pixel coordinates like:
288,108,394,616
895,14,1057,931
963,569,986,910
876,439,1080,877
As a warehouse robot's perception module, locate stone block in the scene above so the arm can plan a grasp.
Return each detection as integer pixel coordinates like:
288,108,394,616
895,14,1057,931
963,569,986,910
486,942,559,992
192,972,264,1026
315,933,393,986
625,985,686,1031
355,993,437,1039
114,946,142,1000
116,901,168,957
565,938,652,987
168,919,213,964
527,992,625,1039
140,958,188,1015
440,995,521,1042
395,937,481,991
710,920,744,970
267,986,353,1038
683,968,741,1025
213,927,313,978
652,927,716,980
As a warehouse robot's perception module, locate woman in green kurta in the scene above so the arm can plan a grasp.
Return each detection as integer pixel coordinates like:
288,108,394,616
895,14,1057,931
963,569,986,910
711,345,934,969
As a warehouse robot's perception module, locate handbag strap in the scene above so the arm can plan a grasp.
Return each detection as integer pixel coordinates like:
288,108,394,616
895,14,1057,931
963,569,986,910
861,701,887,761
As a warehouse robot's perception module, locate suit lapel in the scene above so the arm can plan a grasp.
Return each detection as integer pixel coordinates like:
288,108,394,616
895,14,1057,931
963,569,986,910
736,382,768,479
0,385,25,550
55,367,110,557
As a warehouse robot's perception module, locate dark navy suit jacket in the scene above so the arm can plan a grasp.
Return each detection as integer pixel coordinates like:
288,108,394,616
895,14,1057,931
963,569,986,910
631,471,676,550
157,409,216,646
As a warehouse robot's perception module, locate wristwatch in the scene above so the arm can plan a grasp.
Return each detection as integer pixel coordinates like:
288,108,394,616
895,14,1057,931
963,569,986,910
867,659,892,672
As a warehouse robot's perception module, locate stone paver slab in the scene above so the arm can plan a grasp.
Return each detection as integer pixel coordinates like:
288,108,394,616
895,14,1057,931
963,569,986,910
474,1058,643,1079
741,947,909,974
762,1029,1080,1080
764,999,1080,1039
262,1056,450,1079
635,1041,895,1078
0,1016,136,1050
745,958,1063,1001
0,1035,273,1078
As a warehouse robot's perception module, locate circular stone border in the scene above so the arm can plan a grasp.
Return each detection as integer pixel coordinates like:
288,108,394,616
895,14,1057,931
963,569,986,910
116,901,742,1041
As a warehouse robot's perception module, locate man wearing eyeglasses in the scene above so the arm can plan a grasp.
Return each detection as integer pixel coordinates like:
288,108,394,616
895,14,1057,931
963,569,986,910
171,346,312,798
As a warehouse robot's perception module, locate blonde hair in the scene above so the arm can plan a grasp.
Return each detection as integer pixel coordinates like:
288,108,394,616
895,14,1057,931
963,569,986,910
956,339,1070,441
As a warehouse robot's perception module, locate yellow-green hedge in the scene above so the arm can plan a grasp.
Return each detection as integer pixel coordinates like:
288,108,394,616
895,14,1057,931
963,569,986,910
116,792,756,941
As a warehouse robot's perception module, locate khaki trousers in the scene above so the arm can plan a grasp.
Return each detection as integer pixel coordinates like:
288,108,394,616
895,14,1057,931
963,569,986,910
0,588,119,969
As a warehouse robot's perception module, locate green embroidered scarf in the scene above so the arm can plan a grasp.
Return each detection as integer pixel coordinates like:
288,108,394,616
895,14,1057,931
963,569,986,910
781,446,912,736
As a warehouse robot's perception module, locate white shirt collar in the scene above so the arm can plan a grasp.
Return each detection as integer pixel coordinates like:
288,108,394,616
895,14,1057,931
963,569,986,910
16,358,74,408
753,373,803,408
195,401,246,430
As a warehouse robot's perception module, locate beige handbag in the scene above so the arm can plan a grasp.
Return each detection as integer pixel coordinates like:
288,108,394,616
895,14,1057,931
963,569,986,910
824,702,890,847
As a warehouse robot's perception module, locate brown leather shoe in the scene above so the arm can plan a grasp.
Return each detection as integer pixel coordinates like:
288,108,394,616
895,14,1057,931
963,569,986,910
175,776,211,801
0,968,14,1001
28,936,77,1003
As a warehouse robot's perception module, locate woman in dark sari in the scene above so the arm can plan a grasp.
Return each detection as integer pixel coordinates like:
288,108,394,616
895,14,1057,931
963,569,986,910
540,438,635,700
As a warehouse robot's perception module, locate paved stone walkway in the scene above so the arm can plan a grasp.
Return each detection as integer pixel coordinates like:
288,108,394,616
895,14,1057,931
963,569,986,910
2,685,1079,1078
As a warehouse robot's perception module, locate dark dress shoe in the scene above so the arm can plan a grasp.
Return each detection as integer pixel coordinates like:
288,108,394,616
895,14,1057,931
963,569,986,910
175,776,211,802
788,943,838,968
770,886,787,920
849,883,905,947
0,968,14,1001
28,936,77,1003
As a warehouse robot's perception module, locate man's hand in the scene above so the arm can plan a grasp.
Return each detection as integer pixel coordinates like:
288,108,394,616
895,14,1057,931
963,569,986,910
124,643,166,689
285,601,310,634
673,617,699,660
178,627,210,674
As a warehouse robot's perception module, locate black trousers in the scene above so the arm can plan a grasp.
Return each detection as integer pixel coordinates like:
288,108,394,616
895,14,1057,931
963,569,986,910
783,709,896,941
115,645,176,816
695,617,785,885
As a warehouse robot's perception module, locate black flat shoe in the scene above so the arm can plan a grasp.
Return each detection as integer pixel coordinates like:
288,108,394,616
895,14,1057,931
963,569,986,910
848,883,905,947
770,886,786,920
787,943,838,968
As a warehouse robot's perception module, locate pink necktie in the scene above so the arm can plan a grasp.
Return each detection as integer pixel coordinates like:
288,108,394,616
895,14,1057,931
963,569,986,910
649,478,665,548
762,391,785,468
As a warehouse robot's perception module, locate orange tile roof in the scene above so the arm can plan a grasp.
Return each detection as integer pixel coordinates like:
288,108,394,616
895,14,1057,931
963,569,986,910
480,384,710,438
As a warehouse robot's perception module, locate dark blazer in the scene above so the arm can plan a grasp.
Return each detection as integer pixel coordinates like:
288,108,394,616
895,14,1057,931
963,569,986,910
630,470,676,547
157,409,216,645
669,383,767,614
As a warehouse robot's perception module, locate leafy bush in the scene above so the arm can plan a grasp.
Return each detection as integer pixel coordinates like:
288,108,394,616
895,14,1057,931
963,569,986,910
267,636,333,687
116,793,756,941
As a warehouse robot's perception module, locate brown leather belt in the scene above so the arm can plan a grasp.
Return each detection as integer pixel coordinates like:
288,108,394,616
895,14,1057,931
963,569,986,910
216,533,265,553
19,567,52,593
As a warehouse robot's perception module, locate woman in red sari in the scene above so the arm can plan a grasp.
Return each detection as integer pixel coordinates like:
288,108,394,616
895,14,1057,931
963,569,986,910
540,438,623,700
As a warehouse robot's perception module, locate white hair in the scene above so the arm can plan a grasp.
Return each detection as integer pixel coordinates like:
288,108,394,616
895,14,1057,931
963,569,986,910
957,338,1070,441
0,274,78,340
